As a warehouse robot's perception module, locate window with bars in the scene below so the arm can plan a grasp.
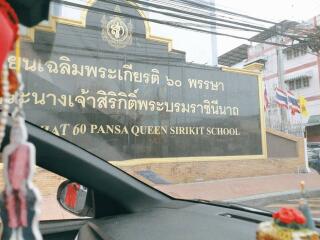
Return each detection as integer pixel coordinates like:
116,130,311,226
288,81,295,90
300,45,308,55
287,50,293,60
285,76,310,90
285,46,308,60
303,78,310,87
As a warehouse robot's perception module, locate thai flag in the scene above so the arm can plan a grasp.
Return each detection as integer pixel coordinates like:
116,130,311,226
287,91,301,115
275,87,288,109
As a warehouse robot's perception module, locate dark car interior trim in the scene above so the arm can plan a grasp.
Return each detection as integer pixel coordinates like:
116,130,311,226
5,121,314,240
3,121,171,217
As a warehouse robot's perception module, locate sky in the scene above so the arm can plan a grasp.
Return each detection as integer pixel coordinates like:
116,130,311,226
146,0,320,65
214,0,320,54
42,0,320,65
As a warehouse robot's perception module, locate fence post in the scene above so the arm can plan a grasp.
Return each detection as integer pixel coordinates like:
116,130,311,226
303,138,311,173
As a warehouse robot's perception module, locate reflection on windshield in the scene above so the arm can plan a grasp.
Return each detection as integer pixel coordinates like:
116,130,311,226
9,0,320,219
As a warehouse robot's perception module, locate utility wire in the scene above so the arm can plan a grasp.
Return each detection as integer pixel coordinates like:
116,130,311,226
60,0,305,40
171,0,277,25
142,0,311,45
54,1,263,42
130,0,268,32
150,0,271,31
129,0,309,41
145,0,309,42
53,0,303,47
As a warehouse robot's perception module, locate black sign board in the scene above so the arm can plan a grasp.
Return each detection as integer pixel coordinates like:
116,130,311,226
11,0,266,163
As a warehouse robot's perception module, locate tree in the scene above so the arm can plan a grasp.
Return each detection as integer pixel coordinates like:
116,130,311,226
305,26,320,53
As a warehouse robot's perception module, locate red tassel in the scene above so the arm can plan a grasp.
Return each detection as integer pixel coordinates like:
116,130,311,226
0,0,18,72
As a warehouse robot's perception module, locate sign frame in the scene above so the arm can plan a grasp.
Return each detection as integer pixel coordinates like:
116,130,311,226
20,0,268,166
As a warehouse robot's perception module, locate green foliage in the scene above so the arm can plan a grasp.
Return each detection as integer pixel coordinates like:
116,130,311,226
306,26,320,53
274,219,305,230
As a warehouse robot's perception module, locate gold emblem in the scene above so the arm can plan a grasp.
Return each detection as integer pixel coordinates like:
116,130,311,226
101,6,133,49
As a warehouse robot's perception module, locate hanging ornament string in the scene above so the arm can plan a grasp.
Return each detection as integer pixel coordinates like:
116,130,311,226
12,37,25,121
0,63,10,147
0,36,21,149
15,35,21,74
0,0,19,148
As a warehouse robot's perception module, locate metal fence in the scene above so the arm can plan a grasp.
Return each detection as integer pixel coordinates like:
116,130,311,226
266,120,304,137
265,108,305,137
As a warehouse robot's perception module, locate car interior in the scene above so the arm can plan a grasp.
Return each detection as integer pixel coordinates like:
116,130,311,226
0,121,285,240
1,1,320,239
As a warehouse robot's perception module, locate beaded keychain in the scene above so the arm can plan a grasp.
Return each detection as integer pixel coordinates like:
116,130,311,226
0,38,43,240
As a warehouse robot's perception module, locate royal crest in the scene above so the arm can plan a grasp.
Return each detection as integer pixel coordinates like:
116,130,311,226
101,6,133,49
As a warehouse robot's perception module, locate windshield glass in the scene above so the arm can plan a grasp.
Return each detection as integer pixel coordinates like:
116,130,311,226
3,0,320,220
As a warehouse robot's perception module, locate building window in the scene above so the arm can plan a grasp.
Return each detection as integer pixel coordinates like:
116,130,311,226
285,76,310,90
303,77,310,87
288,81,295,90
293,48,300,58
295,79,302,89
285,46,308,60
300,45,308,55
287,50,293,60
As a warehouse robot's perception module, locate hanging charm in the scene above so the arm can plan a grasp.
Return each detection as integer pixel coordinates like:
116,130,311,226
0,27,42,240
0,116,42,240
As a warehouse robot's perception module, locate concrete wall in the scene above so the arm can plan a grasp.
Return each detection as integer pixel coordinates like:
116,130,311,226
266,128,305,161
267,129,303,160
121,158,306,184
119,129,306,184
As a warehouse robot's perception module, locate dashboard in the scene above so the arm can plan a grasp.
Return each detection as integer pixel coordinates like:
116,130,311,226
75,201,272,240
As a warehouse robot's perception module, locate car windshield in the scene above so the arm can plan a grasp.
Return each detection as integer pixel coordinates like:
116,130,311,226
2,0,320,222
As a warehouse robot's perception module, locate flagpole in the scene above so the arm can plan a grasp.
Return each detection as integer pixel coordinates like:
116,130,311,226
275,87,289,132
287,104,291,133
303,137,311,173
276,26,288,132
299,107,303,136
298,96,311,173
